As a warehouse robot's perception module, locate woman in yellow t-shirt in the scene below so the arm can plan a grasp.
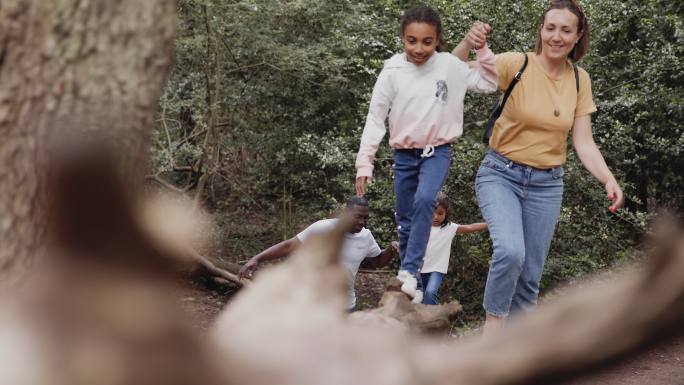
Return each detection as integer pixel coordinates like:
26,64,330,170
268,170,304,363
453,0,624,335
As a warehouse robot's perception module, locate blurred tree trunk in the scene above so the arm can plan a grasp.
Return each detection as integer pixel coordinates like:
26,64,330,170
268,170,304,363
0,0,176,286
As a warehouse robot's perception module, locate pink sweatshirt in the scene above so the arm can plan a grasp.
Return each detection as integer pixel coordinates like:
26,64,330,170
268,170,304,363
355,46,498,179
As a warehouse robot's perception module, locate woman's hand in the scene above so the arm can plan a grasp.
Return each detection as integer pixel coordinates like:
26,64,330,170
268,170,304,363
453,21,492,60
605,179,624,213
355,176,369,197
465,21,492,50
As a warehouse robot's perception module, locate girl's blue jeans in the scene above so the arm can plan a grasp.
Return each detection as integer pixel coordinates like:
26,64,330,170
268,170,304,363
420,272,444,305
393,144,452,276
475,149,564,317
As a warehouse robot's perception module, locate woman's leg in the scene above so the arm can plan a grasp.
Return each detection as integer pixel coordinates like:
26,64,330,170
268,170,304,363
483,313,504,335
475,152,526,329
510,167,564,314
421,272,444,305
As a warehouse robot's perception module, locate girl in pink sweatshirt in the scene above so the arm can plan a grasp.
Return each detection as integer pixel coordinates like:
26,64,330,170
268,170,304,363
354,5,498,300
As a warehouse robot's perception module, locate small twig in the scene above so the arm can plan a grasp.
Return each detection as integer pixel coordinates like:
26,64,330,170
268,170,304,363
145,174,187,194
225,61,267,75
159,90,177,168
173,166,194,172
595,74,651,97
212,276,232,286
358,269,394,274
161,101,173,151
176,128,208,149
214,170,262,208
263,62,324,86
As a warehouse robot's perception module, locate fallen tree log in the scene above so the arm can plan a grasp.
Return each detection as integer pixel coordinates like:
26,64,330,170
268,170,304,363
349,278,462,333
3,140,684,385
212,215,684,385
432,217,684,385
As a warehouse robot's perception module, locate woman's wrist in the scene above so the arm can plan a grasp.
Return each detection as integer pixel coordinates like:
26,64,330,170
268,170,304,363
603,173,618,187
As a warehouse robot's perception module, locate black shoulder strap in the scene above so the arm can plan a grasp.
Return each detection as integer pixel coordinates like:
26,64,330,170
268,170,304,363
572,62,579,92
482,53,528,145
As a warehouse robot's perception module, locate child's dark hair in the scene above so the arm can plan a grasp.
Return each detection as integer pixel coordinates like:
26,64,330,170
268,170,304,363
346,196,369,209
400,5,445,52
435,191,449,227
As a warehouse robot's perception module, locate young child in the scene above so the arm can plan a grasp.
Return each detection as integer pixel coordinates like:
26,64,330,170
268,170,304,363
420,192,487,305
354,5,498,299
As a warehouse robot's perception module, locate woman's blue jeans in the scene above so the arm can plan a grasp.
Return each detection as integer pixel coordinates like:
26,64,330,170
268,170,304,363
393,144,452,276
421,272,444,305
476,150,564,317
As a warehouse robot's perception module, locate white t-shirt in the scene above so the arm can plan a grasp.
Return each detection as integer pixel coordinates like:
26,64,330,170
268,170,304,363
296,219,382,309
420,223,459,274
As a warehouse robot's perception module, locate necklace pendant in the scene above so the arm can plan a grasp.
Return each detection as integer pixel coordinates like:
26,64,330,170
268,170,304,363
554,108,560,117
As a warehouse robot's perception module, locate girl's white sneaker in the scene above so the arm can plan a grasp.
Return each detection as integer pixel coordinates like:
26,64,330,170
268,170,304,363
397,270,417,298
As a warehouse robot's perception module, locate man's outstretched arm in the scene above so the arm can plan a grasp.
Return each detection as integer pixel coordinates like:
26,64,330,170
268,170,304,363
361,241,399,269
238,237,301,279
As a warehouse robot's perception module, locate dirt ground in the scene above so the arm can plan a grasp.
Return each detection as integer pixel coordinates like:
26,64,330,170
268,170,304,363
177,271,684,385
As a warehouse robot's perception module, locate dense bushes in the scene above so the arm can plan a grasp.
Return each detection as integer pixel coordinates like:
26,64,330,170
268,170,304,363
152,0,682,316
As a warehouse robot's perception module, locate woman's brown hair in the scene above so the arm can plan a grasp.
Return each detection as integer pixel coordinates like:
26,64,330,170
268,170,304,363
535,0,590,62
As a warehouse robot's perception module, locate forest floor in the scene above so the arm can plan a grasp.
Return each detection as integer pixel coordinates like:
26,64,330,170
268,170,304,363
177,270,684,385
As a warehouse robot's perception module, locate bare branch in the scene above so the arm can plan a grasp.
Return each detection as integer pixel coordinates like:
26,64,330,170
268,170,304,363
145,174,188,194
185,245,250,287
172,166,194,172
176,128,208,148
225,61,267,75
358,269,394,274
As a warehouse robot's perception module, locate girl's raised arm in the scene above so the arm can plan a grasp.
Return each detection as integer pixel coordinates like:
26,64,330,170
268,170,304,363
453,21,491,61
456,222,488,234
462,45,498,92
451,22,498,93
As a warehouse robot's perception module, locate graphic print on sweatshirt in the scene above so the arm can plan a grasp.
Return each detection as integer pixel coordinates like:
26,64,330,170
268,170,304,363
435,80,448,104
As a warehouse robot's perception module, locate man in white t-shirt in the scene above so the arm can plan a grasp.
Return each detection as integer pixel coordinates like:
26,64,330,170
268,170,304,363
238,197,398,311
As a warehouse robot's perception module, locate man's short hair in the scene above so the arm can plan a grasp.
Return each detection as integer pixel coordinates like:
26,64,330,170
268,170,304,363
345,196,369,208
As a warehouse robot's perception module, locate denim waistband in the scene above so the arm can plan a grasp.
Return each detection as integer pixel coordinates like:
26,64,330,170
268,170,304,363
485,149,562,172
394,143,452,154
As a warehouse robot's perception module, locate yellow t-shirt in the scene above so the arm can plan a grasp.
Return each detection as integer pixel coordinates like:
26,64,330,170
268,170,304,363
489,52,597,168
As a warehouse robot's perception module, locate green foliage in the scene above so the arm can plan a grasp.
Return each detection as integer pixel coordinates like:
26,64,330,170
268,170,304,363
585,0,683,212
152,0,681,318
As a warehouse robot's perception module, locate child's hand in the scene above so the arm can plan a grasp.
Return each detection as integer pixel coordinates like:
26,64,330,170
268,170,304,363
465,21,492,50
391,241,400,254
355,176,370,197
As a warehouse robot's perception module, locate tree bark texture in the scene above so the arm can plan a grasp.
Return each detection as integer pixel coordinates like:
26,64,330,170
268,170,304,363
0,0,176,285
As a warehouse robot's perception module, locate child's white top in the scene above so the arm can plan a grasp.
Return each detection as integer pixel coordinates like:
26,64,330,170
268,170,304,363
296,218,381,309
420,222,459,274
355,46,498,179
